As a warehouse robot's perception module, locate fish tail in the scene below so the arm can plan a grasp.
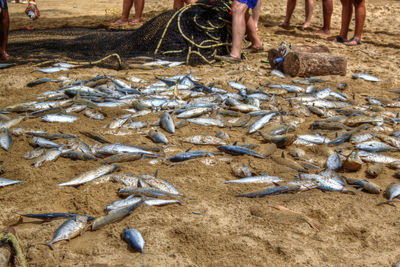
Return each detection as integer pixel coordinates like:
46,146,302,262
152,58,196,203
376,200,400,206
42,242,54,250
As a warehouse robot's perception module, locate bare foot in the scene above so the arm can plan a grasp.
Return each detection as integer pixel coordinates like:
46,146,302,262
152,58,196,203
344,37,361,46
110,19,129,27
279,21,290,28
0,51,11,62
313,29,331,36
301,22,311,30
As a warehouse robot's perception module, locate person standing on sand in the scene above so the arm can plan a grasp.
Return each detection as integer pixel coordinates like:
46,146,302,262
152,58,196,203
110,0,145,27
0,0,39,61
313,0,332,36
215,0,263,62
327,0,366,45
280,0,314,30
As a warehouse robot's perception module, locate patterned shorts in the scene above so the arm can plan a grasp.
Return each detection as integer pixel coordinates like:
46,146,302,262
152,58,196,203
237,0,258,9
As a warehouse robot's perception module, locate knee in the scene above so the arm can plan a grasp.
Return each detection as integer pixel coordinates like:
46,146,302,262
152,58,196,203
231,1,247,15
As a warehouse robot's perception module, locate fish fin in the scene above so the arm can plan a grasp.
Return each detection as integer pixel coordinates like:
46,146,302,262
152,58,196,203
154,170,158,178
377,200,400,206
233,141,238,146
42,242,54,250
272,182,280,187
185,147,192,152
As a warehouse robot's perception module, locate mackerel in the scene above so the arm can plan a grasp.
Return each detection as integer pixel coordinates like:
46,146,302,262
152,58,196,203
42,215,88,250
58,164,118,186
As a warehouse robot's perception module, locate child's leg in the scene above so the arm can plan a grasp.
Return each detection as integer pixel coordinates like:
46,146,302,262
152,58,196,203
303,0,314,29
314,0,332,35
344,0,365,44
132,0,145,22
338,0,353,40
0,8,10,61
280,0,296,26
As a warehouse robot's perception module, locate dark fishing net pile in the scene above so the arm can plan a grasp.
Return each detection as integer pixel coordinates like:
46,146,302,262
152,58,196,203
9,0,233,66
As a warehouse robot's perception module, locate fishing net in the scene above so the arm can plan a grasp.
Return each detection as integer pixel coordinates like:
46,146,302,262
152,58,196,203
9,0,233,67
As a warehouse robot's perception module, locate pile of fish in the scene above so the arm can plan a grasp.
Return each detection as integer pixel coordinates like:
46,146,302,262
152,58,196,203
1,68,400,251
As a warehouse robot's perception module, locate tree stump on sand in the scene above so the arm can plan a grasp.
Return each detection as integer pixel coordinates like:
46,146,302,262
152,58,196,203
283,51,347,77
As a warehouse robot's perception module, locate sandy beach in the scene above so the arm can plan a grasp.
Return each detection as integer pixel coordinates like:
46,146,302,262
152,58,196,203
1,0,400,266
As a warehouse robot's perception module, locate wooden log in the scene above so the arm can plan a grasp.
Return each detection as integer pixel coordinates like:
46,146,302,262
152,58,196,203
267,48,282,70
268,44,330,70
290,44,330,53
283,51,347,77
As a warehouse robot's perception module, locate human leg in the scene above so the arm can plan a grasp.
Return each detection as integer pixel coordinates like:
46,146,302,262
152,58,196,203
327,0,352,42
252,0,261,31
344,0,365,45
313,0,332,35
173,0,184,9
230,0,249,59
131,0,145,23
245,11,262,50
302,0,314,29
0,8,10,61
111,0,134,25
280,0,296,27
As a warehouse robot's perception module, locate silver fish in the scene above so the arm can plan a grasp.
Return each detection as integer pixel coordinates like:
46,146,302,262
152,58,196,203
105,195,142,212
24,148,46,159
177,108,212,119
0,177,23,187
91,201,143,230
160,112,175,134
358,151,400,164
271,69,285,78
34,67,69,73
107,117,129,129
147,129,168,144
182,135,226,146
33,149,61,168
95,143,156,158
187,118,225,127
123,228,145,253
42,215,88,249
326,153,341,171
248,112,276,134
352,73,381,82
269,84,303,93
356,140,396,152
0,128,12,151
31,137,60,149
58,164,118,186
143,199,182,207
377,183,400,206
228,81,247,90
224,175,284,184
83,109,105,120
42,114,78,123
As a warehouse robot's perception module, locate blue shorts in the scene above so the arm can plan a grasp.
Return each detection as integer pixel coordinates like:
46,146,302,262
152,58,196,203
0,0,8,9
237,0,258,9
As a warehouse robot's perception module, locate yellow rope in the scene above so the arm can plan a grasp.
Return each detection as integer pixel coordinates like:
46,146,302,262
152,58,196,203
0,232,27,267
32,53,122,69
